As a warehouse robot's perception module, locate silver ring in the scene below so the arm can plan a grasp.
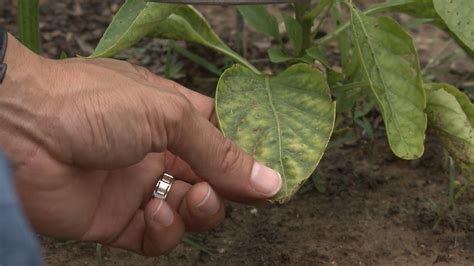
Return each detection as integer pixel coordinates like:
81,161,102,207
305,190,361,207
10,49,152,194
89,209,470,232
153,173,174,200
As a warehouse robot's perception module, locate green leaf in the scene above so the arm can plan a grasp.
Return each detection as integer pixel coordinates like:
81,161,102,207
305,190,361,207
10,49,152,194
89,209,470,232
350,8,427,159
216,64,336,203
306,46,330,66
267,47,293,63
90,0,176,58
377,0,474,57
384,0,443,26
433,0,474,52
283,14,304,56
151,5,258,73
237,5,280,41
426,84,474,179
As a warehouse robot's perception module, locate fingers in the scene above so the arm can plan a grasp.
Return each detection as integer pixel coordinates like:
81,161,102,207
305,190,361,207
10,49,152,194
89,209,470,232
178,182,225,232
109,199,185,256
108,181,223,256
160,180,224,232
142,198,185,256
155,93,282,204
165,180,191,210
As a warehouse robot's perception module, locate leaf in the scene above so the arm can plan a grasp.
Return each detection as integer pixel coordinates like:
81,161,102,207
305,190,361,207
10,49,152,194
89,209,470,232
150,5,258,73
384,0,443,26
426,85,474,179
216,64,336,203
427,83,474,126
350,8,427,159
305,46,329,66
283,14,303,56
378,0,474,57
267,47,293,63
90,0,176,58
237,5,280,41
433,0,474,52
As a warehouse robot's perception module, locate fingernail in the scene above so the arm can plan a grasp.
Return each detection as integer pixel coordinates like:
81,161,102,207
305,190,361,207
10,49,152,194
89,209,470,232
250,162,282,197
153,199,174,226
195,186,220,216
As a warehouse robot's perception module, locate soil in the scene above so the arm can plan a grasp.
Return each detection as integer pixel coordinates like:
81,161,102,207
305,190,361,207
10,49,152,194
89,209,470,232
1,0,473,265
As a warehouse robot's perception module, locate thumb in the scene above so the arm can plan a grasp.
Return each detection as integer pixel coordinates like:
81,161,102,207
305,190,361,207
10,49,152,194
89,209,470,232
156,93,282,203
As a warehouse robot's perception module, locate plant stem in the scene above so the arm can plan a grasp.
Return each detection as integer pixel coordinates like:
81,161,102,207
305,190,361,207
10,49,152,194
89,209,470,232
314,1,410,46
448,156,456,208
294,1,313,56
454,180,471,201
312,2,334,43
17,0,42,54
173,44,222,76
229,53,260,74
95,243,104,266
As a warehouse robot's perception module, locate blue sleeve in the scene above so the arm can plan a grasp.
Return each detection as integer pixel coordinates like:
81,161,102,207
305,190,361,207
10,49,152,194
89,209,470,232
0,152,42,266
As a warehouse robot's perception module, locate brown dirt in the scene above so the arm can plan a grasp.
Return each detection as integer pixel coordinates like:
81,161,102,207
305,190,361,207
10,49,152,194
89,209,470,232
1,0,473,265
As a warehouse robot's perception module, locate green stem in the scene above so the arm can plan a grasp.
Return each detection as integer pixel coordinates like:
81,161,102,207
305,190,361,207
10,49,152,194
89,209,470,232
95,243,104,266
312,2,334,42
454,180,471,201
230,53,260,74
314,1,409,46
17,0,42,54
174,45,222,76
448,156,456,208
295,1,313,56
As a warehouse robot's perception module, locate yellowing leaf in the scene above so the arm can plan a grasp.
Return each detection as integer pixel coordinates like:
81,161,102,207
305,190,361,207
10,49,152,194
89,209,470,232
216,64,336,203
426,84,474,180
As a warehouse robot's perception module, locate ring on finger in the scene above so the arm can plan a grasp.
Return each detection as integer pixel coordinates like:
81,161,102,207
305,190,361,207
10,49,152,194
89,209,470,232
153,173,175,200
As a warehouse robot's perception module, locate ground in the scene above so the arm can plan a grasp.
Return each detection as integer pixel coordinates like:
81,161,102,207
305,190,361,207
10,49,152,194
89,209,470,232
1,0,473,265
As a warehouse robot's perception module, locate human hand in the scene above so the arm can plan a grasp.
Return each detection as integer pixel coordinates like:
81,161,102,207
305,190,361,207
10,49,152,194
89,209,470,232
0,35,281,255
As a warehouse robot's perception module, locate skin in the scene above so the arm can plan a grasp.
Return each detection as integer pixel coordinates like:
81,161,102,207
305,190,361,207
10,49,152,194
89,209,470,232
0,34,281,256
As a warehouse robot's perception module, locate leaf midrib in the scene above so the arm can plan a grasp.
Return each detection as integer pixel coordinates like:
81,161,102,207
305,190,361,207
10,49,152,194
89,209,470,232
264,77,287,195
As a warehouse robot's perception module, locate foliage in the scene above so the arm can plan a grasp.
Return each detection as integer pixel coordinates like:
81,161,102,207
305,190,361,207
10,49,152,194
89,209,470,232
93,0,474,202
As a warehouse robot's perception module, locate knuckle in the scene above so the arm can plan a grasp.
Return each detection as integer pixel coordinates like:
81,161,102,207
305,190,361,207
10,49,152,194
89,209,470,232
219,138,243,175
132,64,155,82
164,94,193,126
162,93,193,146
